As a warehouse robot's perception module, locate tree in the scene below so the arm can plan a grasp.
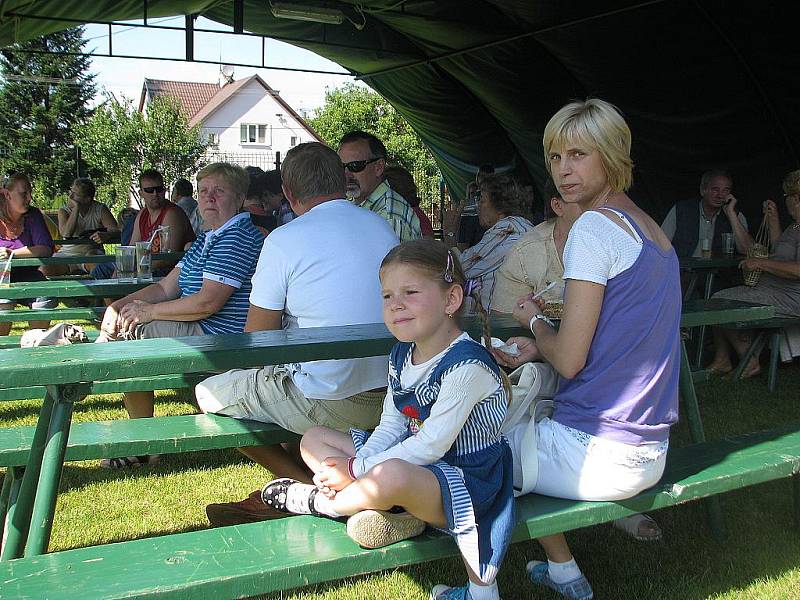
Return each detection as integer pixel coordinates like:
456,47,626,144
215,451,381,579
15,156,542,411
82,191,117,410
75,95,208,213
310,83,441,213
0,27,95,206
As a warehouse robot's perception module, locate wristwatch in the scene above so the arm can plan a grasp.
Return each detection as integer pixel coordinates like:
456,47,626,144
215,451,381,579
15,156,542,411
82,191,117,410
528,313,555,338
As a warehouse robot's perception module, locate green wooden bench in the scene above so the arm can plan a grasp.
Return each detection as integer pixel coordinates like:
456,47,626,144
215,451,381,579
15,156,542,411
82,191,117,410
0,300,775,563
0,424,797,599
0,372,206,401
0,307,105,324
0,330,101,350
0,278,155,301
722,315,800,391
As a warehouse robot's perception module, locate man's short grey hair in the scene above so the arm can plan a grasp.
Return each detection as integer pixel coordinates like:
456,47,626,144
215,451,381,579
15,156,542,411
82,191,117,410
700,169,732,190
281,142,346,202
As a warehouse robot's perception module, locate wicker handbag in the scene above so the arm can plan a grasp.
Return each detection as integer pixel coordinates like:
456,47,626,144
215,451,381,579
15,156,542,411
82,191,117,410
744,216,770,286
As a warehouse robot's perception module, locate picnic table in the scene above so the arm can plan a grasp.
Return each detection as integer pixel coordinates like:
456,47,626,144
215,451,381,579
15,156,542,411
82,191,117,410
680,254,741,300
0,300,774,561
10,252,183,268
680,254,743,367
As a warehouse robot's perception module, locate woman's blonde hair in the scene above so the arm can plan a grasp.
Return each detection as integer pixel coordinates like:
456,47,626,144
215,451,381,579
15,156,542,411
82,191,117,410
782,170,800,197
197,163,250,199
543,98,633,192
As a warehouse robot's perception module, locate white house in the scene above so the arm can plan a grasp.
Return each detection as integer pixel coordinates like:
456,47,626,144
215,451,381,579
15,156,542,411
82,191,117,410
138,74,322,171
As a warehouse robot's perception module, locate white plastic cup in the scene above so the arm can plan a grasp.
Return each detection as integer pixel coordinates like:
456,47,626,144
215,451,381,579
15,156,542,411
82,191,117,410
136,241,152,282
157,226,170,253
115,245,136,282
722,233,735,256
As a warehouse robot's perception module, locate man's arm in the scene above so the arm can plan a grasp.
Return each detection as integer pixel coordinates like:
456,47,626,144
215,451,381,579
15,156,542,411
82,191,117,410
723,196,753,254
244,305,283,332
660,205,677,241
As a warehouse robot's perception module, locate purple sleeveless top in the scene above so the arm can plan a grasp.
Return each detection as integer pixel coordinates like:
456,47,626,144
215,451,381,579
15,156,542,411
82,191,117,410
554,209,681,445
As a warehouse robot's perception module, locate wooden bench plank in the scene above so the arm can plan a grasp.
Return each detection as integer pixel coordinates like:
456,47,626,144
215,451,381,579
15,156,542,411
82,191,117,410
1,425,797,599
0,307,104,323
0,372,207,401
0,331,100,350
0,278,155,301
679,298,773,328
0,414,298,467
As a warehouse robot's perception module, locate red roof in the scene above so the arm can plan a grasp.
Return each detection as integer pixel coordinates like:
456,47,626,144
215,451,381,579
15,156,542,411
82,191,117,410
138,79,221,119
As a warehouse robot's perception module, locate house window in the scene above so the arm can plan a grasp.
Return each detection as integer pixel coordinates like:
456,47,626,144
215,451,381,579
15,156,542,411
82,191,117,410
207,132,219,146
290,136,297,147
240,123,271,145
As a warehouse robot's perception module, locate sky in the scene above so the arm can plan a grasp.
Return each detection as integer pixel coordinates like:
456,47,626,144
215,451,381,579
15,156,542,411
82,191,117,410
83,16,360,116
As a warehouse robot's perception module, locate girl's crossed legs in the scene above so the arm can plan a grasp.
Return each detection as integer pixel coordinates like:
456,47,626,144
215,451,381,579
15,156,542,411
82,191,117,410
299,426,447,527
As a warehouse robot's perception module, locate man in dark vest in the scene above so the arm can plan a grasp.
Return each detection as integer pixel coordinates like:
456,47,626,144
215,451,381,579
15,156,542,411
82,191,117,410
661,169,752,258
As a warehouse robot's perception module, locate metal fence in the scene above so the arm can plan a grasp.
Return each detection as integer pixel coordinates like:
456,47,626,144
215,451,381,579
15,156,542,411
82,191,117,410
203,150,278,171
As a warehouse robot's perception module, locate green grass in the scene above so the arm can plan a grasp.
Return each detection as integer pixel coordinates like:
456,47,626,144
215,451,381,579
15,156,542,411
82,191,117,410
1,358,799,599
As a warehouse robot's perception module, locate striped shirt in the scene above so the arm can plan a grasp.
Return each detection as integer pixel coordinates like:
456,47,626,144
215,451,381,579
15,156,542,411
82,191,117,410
362,180,422,241
177,212,264,334
459,215,534,311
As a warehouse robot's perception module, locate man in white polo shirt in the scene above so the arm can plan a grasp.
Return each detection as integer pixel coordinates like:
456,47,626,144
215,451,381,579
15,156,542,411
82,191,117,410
197,142,399,526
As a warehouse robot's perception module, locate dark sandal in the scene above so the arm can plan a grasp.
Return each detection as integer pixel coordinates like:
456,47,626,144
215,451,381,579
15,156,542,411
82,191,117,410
261,478,321,515
99,455,152,470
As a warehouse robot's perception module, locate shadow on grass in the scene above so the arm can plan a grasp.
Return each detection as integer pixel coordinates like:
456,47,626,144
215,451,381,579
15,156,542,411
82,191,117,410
57,449,253,492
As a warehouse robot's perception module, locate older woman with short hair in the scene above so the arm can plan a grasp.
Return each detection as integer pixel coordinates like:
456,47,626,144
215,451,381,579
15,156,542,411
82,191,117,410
444,173,534,311
708,169,800,377
97,163,265,468
494,99,681,600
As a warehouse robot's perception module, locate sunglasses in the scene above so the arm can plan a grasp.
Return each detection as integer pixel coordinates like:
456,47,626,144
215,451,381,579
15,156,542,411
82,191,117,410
141,185,166,194
343,156,383,173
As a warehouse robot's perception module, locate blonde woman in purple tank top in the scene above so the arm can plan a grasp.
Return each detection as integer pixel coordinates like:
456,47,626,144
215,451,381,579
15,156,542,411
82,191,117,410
493,99,681,600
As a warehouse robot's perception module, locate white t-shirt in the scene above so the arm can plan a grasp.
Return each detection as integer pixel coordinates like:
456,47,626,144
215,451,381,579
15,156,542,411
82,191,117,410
250,199,399,400
563,209,643,284
352,332,499,477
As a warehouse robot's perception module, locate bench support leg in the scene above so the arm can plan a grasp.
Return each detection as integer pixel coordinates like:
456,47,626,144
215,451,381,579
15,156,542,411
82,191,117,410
24,384,85,557
0,466,20,547
793,474,800,531
693,272,716,369
0,390,56,561
732,332,766,381
768,331,781,392
679,340,727,540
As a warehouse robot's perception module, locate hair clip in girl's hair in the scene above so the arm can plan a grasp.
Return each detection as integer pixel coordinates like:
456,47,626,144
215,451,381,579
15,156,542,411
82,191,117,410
443,250,454,283
463,278,481,297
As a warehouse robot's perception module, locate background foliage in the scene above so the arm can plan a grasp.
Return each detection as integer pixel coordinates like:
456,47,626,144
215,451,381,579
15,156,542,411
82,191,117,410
310,83,442,221
0,27,95,208
75,95,208,214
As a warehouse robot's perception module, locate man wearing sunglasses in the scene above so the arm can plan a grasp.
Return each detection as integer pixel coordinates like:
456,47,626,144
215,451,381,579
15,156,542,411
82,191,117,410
338,131,421,242
129,169,195,274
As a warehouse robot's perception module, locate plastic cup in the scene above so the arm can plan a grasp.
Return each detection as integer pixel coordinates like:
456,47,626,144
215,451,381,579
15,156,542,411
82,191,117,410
157,226,170,253
0,251,11,287
701,238,711,259
136,241,152,282
722,233,735,256
115,245,136,283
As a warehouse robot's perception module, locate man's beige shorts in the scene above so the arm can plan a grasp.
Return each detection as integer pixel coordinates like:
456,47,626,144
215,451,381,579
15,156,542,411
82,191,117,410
195,366,384,435
95,319,204,343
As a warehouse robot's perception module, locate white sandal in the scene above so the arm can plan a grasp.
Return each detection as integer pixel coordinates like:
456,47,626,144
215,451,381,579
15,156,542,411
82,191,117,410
612,513,663,542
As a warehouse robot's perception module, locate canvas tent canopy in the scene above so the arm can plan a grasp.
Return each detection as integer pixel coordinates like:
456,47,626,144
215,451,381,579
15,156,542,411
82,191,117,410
0,0,797,221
